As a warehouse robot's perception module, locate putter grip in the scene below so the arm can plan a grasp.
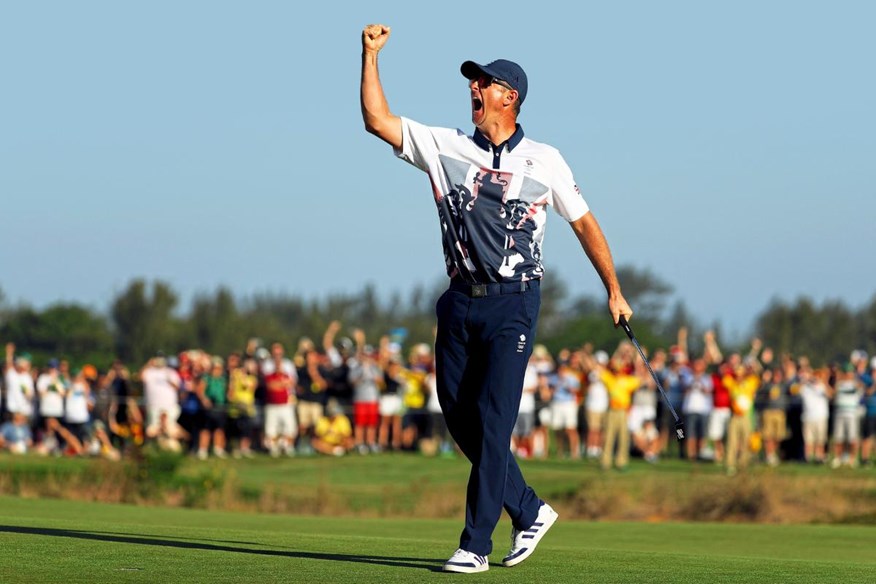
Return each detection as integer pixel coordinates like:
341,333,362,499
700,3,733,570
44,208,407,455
618,315,634,340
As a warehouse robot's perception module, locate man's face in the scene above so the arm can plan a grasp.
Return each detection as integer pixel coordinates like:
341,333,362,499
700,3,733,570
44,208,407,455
468,75,515,128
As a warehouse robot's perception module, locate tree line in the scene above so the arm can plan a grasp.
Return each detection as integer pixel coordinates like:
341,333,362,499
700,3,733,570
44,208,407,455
0,268,873,369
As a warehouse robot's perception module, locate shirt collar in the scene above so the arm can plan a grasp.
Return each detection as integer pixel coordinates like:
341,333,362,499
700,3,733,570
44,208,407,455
473,124,525,153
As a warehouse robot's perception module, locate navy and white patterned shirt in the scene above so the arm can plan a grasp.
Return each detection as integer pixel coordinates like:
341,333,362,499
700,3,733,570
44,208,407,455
395,117,590,284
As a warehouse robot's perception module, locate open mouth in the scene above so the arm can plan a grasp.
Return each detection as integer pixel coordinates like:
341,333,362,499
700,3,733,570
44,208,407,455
472,97,483,112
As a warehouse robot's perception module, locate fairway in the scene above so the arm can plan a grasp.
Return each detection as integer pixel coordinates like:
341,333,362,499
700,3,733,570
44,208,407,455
0,496,872,583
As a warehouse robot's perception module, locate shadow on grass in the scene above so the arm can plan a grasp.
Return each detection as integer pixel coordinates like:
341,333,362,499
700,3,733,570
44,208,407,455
0,525,444,572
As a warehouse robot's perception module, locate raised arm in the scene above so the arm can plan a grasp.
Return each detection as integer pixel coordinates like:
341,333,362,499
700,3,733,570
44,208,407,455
323,320,341,353
5,342,14,372
569,212,632,325
360,24,402,149
677,327,689,363
703,330,723,365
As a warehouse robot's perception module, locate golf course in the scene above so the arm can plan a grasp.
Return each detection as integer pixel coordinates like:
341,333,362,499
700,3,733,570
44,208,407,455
1,452,874,582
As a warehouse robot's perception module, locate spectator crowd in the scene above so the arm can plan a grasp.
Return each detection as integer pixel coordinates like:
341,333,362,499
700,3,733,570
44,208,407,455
2,323,875,475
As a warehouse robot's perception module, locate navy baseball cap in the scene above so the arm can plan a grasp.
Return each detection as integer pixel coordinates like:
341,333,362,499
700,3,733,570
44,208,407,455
461,59,528,105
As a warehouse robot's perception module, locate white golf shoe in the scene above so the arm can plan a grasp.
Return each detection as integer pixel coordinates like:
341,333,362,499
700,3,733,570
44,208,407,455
502,501,558,567
443,548,489,573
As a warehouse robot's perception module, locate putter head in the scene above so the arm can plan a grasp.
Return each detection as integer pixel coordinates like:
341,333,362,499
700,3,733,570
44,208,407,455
675,421,685,441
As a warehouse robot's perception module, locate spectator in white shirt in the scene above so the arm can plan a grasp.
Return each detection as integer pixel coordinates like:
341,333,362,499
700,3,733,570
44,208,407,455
140,354,181,438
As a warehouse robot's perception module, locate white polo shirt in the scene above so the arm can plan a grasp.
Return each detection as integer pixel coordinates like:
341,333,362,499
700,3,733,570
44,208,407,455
395,117,590,284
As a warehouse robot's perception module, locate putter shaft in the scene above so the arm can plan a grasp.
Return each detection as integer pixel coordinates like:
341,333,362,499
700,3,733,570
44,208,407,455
618,316,685,441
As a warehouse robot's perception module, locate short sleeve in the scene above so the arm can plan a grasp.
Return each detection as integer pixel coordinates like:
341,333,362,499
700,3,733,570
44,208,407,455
394,117,441,173
548,149,590,222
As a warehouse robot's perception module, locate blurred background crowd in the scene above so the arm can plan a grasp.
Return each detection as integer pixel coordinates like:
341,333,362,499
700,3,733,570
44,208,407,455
2,321,875,475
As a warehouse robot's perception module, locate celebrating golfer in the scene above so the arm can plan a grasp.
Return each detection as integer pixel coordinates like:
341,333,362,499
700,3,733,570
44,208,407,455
360,24,632,573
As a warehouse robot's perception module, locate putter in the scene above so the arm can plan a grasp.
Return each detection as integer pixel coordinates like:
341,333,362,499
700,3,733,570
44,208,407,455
618,315,685,441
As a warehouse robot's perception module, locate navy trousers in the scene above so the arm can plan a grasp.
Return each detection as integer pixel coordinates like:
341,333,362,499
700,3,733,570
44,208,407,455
435,282,542,556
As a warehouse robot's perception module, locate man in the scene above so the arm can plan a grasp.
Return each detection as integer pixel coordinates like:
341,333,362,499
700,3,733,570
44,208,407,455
103,359,144,452
798,365,830,464
347,329,383,454
4,343,34,419
261,342,296,378
831,363,864,468
683,357,713,462
195,358,229,460
311,398,354,456
263,352,298,457
140,353,181,439
723,363,759,476
627,362,659,464
360,24,632,573
549,360,581,459
0,412,33,454
757,367,787,467
296,325,335,453
861,358,876,467
597,356,640,471
583,350,610,459
36,359,67,451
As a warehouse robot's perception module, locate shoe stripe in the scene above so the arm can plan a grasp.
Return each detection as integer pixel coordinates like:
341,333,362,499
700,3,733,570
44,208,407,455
504,548,528,561
522,534,535,539
446,561,476,568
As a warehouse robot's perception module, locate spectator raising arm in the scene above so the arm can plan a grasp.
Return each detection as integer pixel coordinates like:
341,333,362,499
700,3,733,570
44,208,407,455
703,330,723,366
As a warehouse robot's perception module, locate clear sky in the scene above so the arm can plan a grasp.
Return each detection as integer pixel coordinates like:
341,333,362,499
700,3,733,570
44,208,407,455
2,1,874,340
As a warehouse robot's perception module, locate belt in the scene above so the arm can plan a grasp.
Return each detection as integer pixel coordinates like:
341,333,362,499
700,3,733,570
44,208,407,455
449,279,539,298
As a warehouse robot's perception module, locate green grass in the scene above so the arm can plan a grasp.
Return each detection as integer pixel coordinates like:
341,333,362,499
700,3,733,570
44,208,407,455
0,495,873,583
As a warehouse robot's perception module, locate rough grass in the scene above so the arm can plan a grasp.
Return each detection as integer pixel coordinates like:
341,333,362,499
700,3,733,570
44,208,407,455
1,451,874,524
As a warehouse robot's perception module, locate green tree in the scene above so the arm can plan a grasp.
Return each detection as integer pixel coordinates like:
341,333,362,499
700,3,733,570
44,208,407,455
189,287,243,355
615,265,674,325
111,279,184,365
0,303,114,367
545,313,665,357
535,271,569,338
755,297,858,366
860,294,876,358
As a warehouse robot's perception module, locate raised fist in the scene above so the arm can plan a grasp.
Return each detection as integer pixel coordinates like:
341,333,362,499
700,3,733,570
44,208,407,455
362,24,391,53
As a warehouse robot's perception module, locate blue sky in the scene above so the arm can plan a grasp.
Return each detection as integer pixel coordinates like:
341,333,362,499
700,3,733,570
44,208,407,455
1,1,874,339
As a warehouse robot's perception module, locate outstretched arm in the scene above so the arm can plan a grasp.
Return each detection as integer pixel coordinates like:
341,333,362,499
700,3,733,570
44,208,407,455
361,24,402,148
569,212,632,325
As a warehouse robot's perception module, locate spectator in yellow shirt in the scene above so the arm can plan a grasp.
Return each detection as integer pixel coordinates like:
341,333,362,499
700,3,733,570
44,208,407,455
312,399,354,456
597,357,640,471
723,364,759,475
227,358,258,458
